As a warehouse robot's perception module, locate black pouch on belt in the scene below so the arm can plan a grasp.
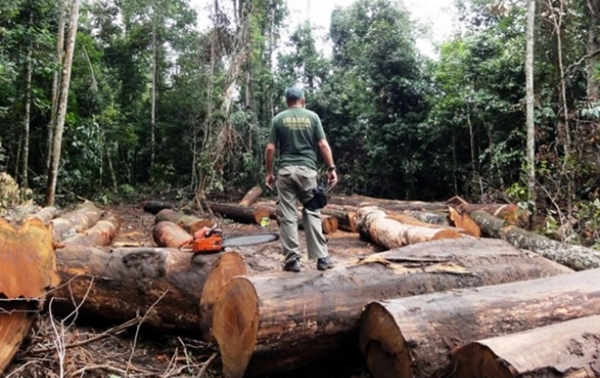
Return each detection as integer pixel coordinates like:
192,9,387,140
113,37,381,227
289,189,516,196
303,186,328,211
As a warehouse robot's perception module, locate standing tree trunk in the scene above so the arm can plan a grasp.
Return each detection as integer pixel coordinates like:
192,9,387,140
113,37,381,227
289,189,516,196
587,0,600,101
526,0,536,216
46,0,66,171
45,0,81,206
20,49,32,188
150,19,157,183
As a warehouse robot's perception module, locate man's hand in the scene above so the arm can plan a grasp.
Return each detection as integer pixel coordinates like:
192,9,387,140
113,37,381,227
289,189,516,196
328,170,338,188
266,173,276,190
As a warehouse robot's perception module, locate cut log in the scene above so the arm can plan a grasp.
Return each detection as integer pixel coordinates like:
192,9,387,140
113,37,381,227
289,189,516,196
322,208,357,232
0,218,60,374
210,238,572,378
51,246,238,337
152,221,192,248
61,213,122,247
200,252,247,341
24,206,58,225
358,268,600,378
51,201,102,242
449,315,600,378
143,199,177,215
207,202,270,224
471,210,600,270
253,201,277,220
355,206,461,248
155,209,214,234
329,195,448,212
400,210,451,226
448,207,481,237
458,202,529,228
297,211,339,234
239,186,263,207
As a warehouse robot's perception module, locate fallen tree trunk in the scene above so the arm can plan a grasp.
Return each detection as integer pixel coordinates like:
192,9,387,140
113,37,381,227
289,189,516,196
61,213,122,247
297,211,339,234
24,206,58,225
449,315,600,378
239,186,263,207
400,210,450,226
358,267,600,378
207,202,270,224
51,246,240,337
143,199,177,215
471,210,600,270
51,201,102,242
155,209,213,234
210,238,572,378
0,218,59,374
329,195,448,212
355,207,461,248
322,208,357,232
253,202,277,220
448,208,481,237
458,202,529,228
152,221,192,248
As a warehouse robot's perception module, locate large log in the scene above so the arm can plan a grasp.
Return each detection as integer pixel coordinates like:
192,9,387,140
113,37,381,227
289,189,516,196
358,268,600,378
143,199,177,214
0,218,59,374
355,206,461,248
400,210,451,226
322,207,357,232
458,202,529,228
51,201,102,242
155,209,213,234
207,202,270,224
61,213,122,247
152,221,192,248
471,210,600,270
24,206,59,225
329,195,449,212
239,186,263,207
449,315,600,378
51,246,241,337
297,211,339,234
209,238,572,378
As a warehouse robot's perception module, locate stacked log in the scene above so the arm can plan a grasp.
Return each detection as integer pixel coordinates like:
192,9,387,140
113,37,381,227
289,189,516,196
0,218,60,373
358,268,600,378
24,206,59,225
355,206,461,248
207,202,270,224
61,213,122,247
155,209,213,234
51,201,102,242
209,238,572,378
152,221,192,248
51,247,245,337
449,315,600,378
471,210,600,270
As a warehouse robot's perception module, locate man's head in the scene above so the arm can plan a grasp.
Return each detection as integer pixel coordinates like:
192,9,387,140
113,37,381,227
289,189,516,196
284,86,305,107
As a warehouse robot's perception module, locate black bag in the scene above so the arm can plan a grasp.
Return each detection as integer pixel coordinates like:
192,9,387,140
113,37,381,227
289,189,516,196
303,186,328,211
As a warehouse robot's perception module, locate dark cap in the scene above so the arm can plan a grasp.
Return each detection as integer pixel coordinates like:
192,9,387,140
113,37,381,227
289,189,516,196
284,86,304,101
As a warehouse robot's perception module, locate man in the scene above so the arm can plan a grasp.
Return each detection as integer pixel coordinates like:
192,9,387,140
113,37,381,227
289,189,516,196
265,86,338,272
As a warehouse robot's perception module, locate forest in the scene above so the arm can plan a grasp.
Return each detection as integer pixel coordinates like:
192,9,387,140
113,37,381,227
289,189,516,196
1,0,600,243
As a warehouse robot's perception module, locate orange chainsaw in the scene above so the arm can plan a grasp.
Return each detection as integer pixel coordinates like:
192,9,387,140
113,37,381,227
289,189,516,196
180,224,279,254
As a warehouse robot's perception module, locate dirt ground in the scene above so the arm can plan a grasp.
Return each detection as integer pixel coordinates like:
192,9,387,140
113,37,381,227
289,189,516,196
4,202,380,378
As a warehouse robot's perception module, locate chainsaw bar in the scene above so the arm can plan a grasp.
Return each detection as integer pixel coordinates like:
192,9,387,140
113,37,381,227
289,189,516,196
222,233,279,248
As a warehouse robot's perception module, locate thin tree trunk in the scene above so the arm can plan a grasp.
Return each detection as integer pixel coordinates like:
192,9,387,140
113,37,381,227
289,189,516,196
587,0,600,101
526,0,536,216
47,0,66,171
45,0,81,206
21,48,32,188
150,20,157,183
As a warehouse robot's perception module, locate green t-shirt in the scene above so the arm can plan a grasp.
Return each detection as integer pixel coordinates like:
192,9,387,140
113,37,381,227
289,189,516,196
268,107,326,170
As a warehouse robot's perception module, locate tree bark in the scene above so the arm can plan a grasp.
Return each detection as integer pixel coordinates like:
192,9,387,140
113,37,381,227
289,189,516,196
471,209,600,270
51,201,103,242
358,268,600,378
155,208,213,234
143,199,177,215
152,221,192,248
0,218,60,374
207,202,270,224
199,251,247,341
238,186,263,207
210,238,572,378
61,213,121,247
355,207,461,248
449,315,600,378
50,246,232,337
45,0,81,206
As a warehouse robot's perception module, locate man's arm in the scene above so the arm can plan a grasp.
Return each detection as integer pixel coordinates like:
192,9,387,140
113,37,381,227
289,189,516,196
265,143,276,189
318,139,338,187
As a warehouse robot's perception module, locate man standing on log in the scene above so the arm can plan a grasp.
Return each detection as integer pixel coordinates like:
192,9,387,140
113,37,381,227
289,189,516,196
265,86,338,272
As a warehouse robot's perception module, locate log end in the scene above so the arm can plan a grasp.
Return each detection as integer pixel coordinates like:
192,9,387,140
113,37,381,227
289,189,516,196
447,342,514,378
359,302,411,378
431,228,462,241
322,216,339,234
0,303,37,374
253,208,271,224
152,221,192,248
212,277,260,378
200,252,248,341
189,220,217,235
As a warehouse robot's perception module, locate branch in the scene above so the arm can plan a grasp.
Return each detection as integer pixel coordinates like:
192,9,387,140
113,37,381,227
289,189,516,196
565,49,600,76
